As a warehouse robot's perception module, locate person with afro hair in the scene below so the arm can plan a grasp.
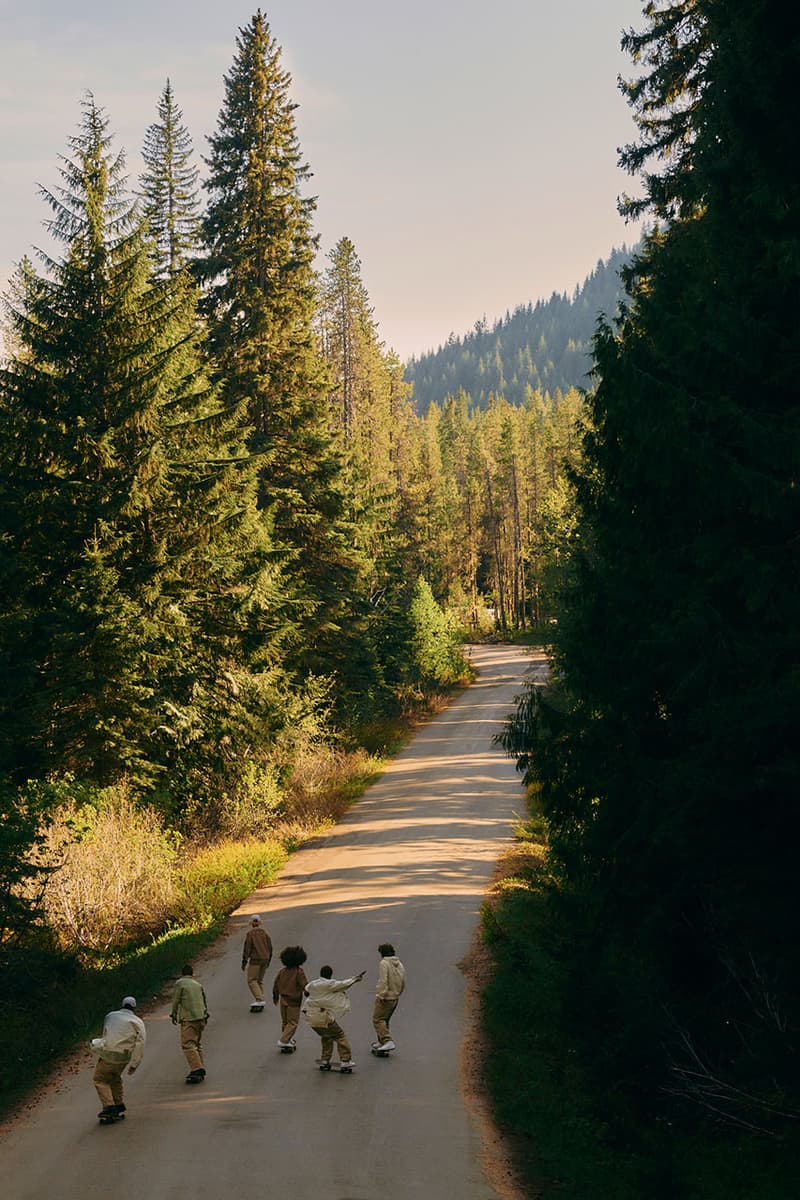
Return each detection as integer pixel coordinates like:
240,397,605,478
272,945,308,1050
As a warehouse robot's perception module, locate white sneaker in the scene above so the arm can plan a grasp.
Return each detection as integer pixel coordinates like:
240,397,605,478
379,1040,395,1051
277,1039,293,1048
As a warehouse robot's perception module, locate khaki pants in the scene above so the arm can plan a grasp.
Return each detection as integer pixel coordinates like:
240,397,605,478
180,1019,206,1072
93,1057,127,1107
372,996,399,1044
279,999,301,1043
247,961,268,1002
311,1019,352,1063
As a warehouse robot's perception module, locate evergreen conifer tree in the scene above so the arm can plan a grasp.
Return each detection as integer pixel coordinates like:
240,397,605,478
139,79,201,279
0,96,291,795
200,12,354,677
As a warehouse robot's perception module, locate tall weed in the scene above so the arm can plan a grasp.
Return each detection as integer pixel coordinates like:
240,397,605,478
38,784,177,957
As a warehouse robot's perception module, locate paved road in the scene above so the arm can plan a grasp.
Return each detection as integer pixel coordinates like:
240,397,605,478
0,645,536,1200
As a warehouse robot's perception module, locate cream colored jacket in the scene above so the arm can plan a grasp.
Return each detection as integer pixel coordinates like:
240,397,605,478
302,975,360,1026
95,1008,146,1068
376,956,406,1000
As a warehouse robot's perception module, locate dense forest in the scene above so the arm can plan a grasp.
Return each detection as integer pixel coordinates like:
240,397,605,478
404,246,630,411
0,12,579,1011
499,0,800,1181
2,2,798,1192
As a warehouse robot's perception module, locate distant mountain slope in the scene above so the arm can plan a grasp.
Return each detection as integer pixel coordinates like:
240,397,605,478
405,246,631,410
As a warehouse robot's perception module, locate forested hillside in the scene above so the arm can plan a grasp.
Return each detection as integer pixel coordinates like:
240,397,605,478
2,5,798,1194
0,13,580,1085
405,246,629,411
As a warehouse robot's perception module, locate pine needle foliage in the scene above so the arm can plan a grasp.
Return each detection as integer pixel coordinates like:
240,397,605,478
508,0,800,1132
0,96,294,800
200,12,356,676
139,79,201,279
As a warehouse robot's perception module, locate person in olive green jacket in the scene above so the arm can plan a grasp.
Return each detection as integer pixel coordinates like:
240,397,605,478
170,964,209,1083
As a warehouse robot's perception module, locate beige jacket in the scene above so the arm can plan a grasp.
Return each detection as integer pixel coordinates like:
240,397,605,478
376,956,406,1000
302,975,360,1026
95,1008,146,1068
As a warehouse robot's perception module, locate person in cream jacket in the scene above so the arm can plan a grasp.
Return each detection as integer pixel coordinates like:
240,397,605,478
302,965,365,1065
371,943,406,1051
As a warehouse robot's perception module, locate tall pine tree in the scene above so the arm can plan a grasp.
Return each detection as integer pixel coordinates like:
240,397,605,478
0,96,292,796
139,79,200,279
200,12,355,678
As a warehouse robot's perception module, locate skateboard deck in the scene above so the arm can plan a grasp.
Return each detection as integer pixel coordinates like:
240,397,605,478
317,1059,354,1073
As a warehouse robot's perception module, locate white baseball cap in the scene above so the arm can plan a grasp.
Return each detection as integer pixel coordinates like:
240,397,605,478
122,996,137,1009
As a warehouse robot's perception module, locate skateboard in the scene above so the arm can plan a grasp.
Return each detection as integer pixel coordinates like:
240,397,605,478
278,1043,297,1054
185,1069,206,1085
98,1108,125,1125
371,1045,393,1058
317,1059,354,1074
249,1003,265,1013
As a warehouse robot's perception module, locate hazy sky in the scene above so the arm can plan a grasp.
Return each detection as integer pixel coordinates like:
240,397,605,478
0,0,644,361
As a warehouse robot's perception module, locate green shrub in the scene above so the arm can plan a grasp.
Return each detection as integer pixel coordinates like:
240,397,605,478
175,838,286,929
409,577,469,688
216,762,284,840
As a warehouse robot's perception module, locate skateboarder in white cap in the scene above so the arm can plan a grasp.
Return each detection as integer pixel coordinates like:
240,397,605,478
241,914,273,1012
91,995,145,1121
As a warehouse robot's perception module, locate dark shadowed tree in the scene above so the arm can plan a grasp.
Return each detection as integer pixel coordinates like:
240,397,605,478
505,0,800,1123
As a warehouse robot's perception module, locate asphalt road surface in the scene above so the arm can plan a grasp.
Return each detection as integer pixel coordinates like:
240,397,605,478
0,644,537,1200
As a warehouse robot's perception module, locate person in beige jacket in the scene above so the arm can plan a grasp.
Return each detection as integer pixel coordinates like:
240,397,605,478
241,914,273,1012
371,943,406,1052
91,995,145,1119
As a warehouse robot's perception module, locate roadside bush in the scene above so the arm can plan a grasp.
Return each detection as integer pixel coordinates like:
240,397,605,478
215,762,284,840
409,576,470,688
280,740,381,838
38,783,177,957
175,838,286,928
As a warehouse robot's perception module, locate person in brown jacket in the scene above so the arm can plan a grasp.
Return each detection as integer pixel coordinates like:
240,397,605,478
241,915,273,1012
272,945,308,1051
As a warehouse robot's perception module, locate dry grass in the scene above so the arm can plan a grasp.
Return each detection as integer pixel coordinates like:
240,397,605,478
37,786,177,955
276,742,384,844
